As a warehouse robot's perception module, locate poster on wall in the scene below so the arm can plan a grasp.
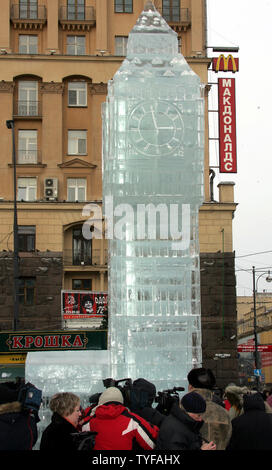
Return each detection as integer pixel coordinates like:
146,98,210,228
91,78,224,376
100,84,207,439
61,290,108,320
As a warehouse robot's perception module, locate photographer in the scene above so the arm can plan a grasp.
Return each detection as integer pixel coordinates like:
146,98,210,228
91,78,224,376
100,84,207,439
130,378,165,427
85,386,159,450
0,380,40,450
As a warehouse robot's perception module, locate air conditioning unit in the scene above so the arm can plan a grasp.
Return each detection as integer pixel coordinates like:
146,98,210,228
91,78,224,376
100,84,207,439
44,178,58,201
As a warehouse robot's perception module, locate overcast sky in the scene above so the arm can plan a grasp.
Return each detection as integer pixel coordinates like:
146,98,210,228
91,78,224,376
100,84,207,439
206,0,272,296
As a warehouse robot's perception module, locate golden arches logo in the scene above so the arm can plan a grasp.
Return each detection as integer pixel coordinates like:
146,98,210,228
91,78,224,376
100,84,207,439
214,54,238,72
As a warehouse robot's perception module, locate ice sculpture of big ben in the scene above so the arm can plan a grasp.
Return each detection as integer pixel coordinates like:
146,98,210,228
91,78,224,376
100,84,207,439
103,2,205,391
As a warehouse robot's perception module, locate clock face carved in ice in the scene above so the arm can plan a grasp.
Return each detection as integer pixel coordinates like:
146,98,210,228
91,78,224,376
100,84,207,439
128,101,184,156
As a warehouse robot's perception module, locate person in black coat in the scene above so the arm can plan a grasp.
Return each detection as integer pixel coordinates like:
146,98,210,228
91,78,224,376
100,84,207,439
40,392,81,451
130,378,166,428
0,381,39,450
155,391,216,450
226,392,272,451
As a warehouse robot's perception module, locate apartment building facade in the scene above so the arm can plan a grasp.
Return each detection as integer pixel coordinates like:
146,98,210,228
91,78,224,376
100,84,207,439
0,0,238,385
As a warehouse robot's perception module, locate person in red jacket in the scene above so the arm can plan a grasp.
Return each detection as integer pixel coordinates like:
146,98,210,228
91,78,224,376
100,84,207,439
83,386,159,450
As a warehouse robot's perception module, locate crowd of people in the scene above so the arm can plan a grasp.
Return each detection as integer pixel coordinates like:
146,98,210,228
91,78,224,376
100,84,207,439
1,368,272,451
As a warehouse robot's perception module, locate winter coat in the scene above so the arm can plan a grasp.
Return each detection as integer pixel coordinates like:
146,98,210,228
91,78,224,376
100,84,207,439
86,401,159,450
192,388,232,450
40,412,79,451
0,401,38,450
155,402,204,450
226,392,272,450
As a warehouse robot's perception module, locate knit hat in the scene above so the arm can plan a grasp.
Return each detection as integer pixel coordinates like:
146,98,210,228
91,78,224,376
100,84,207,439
187,368,216,390
98,387,124,406
181,391,206,414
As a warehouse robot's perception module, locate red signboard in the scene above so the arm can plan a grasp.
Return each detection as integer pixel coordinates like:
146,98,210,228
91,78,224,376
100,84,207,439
212,55,239,73
61,290,108,320
218,78,237,173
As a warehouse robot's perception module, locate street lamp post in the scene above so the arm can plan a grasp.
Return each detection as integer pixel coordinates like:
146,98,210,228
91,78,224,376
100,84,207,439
6,119,19,331
252,266,272,390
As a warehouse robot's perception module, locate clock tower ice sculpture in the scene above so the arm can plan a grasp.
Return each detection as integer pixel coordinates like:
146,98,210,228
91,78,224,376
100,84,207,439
103,2,205,391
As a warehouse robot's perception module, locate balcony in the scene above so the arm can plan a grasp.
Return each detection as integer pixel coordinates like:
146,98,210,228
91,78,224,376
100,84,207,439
63,248,108,271
13,101,42,119
11,4,47,29
159,7,191,32
59,6,96,31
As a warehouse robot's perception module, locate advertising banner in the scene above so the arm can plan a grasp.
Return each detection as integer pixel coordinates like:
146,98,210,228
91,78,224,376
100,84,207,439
218,78,237,173
61,290,108,320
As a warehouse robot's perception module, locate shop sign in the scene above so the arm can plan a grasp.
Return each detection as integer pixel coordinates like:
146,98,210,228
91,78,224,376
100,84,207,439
0,330,107,353
212,54,239,73
218,78,237,173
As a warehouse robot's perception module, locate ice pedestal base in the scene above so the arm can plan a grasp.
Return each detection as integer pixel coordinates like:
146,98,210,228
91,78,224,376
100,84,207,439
25,350,110,448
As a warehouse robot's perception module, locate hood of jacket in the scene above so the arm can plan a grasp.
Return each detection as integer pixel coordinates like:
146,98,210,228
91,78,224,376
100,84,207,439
243,393,265,413
0,401,22,416
95,402,126,420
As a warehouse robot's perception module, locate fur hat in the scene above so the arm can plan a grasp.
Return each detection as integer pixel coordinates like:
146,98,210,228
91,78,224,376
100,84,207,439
181,391,206,414
98,387,124,406
187,368,216,390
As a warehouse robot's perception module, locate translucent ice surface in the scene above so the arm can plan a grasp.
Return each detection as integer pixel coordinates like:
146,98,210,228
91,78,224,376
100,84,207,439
103,3,205,391
25,351,110,448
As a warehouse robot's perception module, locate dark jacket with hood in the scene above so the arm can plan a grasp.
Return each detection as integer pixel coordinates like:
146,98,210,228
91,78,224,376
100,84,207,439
226,392,272,451
130,378,165,428
0,381,39,450
155,402,204,450
0,401,38,450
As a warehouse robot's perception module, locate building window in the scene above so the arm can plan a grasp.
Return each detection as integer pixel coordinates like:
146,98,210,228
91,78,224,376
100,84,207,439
162,0,180,22
19,35,38,54
19,0,38,19
18,226,36,251
67,36,85,55
72,279,92,290
18,130,38,164
68,130,87,155
67,0,85,20
18,81,38,116
73,226,92,265
114,0,133,13
115,36,128,56
67,178,86,202
17,177,37,201
68,82,87,106
19,277,36,305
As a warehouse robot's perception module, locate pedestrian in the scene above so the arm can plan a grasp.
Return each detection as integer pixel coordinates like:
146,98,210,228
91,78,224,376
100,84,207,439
224,384,249,420
40,392,81,451
83,386,159,450
226,392,272,450
187,367,232,449
0,381,40,450
129,378,166,427
155,391,216,450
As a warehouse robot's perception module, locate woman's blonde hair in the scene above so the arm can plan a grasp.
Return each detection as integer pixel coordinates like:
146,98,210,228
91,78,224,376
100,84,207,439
49,392,80,417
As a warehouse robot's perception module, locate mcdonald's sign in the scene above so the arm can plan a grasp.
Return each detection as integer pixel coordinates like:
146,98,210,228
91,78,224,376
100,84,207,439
218,78,237,173
212,54,239,73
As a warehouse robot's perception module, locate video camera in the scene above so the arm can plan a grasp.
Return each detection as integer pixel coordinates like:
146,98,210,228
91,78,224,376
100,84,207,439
71,431,97,451
103,377,133,407
155,386,185,415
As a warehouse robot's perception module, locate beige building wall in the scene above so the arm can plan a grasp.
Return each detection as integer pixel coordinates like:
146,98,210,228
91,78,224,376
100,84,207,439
0,0,236,295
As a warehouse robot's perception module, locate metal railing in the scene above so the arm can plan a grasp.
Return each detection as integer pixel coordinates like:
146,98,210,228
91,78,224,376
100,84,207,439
63,248,108,267
158,7,190,23
11,4,47,21
17,149,40,165
59,6,95,22
14,101,41,118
